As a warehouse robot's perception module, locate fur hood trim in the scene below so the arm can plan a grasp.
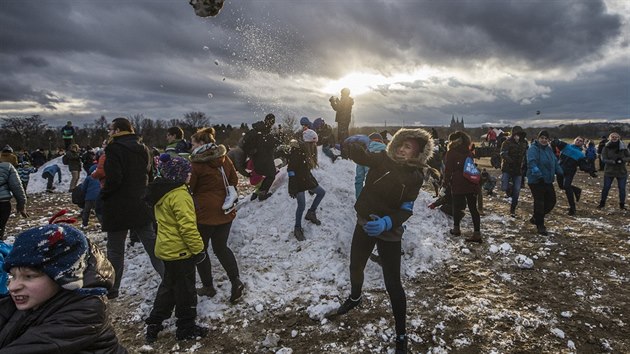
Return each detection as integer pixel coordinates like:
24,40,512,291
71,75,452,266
386,128,434,167
190,143,227,162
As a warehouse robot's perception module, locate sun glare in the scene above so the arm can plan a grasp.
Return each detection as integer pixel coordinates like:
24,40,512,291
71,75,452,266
321,68,441,96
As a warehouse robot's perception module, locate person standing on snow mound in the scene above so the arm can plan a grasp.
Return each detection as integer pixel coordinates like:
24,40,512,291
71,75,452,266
329,88,354,145
0,223,127,353
61,121,76,151
242,113,280,201
101,117,164,299
328,128,433,354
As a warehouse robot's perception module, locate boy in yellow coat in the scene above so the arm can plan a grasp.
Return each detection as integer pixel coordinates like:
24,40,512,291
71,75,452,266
144,154,207,343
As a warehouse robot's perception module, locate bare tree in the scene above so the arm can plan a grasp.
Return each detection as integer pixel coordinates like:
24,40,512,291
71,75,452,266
0,115,48,149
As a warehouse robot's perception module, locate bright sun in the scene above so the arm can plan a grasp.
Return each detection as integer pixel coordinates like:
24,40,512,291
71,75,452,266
321,68,440,96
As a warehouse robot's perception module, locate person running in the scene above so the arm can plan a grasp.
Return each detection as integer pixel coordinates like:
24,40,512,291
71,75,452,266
282,139,326,241
328,128,433,354
597,132,629,210
189,127,244,303
526,131,563,236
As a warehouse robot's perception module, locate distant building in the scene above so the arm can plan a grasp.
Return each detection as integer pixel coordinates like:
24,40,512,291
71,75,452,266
450,115,465,130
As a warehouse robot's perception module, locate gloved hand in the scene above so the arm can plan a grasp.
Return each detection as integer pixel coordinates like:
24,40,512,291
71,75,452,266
192,252,206,264
616,158,624,164
345,142,365,159
362,215,392,237
288,171,298,198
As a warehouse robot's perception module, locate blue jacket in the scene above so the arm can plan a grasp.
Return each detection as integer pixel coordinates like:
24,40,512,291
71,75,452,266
559,143,585,174
585,145,597,160
527,141,563,184
42,164,62,182
0,242,12,296
82,165,101,201
355,141,388,198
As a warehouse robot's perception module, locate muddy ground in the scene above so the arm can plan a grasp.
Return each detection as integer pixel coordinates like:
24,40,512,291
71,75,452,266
5,157,629,353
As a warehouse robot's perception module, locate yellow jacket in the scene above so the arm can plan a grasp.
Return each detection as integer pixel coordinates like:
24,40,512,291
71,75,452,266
154,185,204,260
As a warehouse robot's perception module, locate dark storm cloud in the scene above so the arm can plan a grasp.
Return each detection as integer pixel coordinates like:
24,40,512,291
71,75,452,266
0,79,65,110
18,56,49,67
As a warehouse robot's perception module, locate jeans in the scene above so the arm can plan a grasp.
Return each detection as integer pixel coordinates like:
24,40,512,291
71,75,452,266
295,185,326,228
528,182,556,226
600,176,627,205
196,222,240,287
146,257,197,330
106,222,164,294
501,173,523,211
349,224,406,336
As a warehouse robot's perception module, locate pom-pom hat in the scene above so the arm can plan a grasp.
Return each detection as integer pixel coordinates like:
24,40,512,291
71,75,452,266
159,154,192,183
3,224,89,291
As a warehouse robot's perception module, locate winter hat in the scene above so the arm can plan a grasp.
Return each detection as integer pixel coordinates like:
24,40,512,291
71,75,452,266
300,117,312,127
368,132,384,142
264,113,275,126
159,154,191,183
2,145,13,153
3,224,89,291
312,118,325,130
537,130,550,139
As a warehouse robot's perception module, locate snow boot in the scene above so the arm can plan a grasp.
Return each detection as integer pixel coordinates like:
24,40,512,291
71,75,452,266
449,227,461,236
395,334,408,354
575,187,582,202
621,203,627,210
568,208,576,216
196,285,217,298
597,201,605,209
175,325,209,341
222,186,238,213
250,192,258,201
335,295,362,315
537,225,548,236
258,191,272,201
294,227,305,241
465,231,482,243
229,278,245,304
305,210,321,225
145,324,163,344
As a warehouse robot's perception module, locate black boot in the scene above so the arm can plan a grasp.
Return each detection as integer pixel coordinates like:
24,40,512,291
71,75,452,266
574,187,582,202
175,325,209,341
509,206,516,217
537,225,548,236
395,334,408,354
196,285,217,297
335,295,362,315
294,227,305,241
305,210,321,225
568,208,576,216
621,203,627,210
145,323,163,344
597,201,605,209
229,278,245,304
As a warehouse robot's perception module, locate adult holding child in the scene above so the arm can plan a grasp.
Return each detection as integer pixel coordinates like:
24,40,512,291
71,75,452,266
189,127,244,303
597,132,629,210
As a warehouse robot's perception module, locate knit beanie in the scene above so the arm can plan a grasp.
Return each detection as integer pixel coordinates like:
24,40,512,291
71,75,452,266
159,154,191,183
368,132,384,142
538,130,550,139
300,117,312,127
2,145,12,153
3,224,89,291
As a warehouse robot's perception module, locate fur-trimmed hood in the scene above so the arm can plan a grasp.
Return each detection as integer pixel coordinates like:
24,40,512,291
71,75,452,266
386,128,434,167
190,143,227,163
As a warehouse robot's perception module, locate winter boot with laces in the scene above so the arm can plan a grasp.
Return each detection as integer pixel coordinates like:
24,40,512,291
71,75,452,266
229,278,245,304
395,334,408,354
305,210,321,225
176,324,209,341
145,323,163,344
222,186,238,213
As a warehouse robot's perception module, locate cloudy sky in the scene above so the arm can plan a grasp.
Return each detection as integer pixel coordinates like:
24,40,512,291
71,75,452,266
1,0,629,128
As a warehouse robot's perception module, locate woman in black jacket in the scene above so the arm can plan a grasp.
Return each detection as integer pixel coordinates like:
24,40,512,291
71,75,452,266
329,128,433,354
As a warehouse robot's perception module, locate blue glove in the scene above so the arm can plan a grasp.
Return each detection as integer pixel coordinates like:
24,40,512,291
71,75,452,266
363,215,392,237
531,166,542,177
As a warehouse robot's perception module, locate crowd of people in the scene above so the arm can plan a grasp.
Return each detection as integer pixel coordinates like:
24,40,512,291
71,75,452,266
0,98,628,353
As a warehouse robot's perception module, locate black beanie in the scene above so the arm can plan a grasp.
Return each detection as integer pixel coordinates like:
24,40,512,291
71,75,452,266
538,130,550,139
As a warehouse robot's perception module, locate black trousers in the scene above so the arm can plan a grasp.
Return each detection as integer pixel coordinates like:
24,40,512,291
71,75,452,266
452,193,480,232
42,171,54,190
146,257,197,330
349,224,406,336
0,201,11,240
196,222,240,287
563,170,580,210
338,121,350,145
528,182,556,226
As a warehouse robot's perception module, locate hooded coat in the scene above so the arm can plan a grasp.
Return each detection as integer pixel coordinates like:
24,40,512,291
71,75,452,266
444,137,479,195
527,140,563,184
500,126,528,176
248,121,279,177
100,133,153,232
189,144,238,226
348,128,433,242
602,140,630,178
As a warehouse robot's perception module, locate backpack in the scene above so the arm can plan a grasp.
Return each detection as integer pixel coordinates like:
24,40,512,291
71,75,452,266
463,156,481,184
71,182,86,208
62,154,69,165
